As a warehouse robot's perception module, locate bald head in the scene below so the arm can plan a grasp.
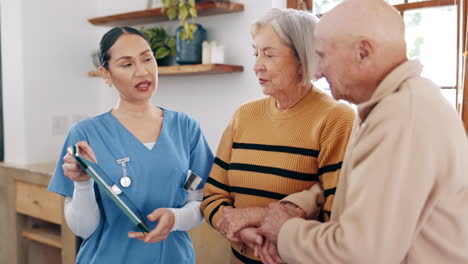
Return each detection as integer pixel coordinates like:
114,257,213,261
314,0,408,104
317,0,406,52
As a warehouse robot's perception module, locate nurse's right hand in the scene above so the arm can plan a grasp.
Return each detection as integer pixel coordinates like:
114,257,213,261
63,141,97,182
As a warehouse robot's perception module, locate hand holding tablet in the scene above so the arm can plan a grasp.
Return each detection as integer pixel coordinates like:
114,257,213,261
72,144,150,233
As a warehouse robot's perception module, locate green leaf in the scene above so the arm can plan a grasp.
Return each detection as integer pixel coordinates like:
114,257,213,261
183,22,191,32
179,0,186,7
185,29,194,41
167,7,177,20
167,36,176,48
168,36,176,56
179,5,188,21
188,0,195,6
155,47,170,59
189,23,198,33
189,7,198,18
169,48,176,57
140,26,177,58
153,39,165,47
180,30,187,40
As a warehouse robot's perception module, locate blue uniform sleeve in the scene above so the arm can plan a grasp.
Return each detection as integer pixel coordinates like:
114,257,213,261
48,124,88,197
188,120,214,190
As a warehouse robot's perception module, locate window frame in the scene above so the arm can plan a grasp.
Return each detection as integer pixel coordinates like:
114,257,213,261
290,0,461,111
393,0,456,13
287,0,312,10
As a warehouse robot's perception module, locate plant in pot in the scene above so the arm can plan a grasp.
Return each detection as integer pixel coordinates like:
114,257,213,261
140,26,176,66
162,0,200,41
162,0,212,64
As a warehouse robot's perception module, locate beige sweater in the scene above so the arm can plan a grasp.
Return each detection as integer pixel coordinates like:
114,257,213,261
278,60,468,264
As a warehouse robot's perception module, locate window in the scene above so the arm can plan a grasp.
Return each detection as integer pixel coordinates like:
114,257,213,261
313,0,342,14
311,0,458,109
387,0,405,4
404,5,457,105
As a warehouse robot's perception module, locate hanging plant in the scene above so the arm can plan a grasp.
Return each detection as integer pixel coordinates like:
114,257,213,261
162,0,199,41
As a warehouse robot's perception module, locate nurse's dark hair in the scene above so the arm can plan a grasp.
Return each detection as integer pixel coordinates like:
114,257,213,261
99,27,149,69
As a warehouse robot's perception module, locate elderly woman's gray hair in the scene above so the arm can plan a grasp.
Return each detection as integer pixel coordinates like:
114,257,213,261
251,8,319,86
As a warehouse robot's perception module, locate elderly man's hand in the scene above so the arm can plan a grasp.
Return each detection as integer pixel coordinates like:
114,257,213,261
257,202,305,243
237,227,263,251
255,240,285,264
216,207,267,242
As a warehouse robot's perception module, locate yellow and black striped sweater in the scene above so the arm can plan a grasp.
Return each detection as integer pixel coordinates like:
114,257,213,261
201,89,355,264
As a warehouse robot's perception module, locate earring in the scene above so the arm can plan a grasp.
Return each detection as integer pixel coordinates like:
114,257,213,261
105,80,112,87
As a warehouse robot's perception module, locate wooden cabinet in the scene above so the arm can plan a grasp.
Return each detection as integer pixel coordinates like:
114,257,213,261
16,181,62,224
0,163,77,264
87,0,244,76
0,163,230,264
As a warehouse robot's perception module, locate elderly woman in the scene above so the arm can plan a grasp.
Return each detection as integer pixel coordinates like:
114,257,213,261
200,8,355,264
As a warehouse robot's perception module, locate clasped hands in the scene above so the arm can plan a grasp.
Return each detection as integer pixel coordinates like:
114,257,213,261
216,203,305,264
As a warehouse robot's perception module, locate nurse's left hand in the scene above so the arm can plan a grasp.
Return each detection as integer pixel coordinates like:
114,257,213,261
128,208,175,243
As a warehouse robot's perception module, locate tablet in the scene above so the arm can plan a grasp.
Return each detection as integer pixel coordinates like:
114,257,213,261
72,145,150,233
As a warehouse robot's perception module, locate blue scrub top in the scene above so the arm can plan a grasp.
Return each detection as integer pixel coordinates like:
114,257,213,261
48,109,214,264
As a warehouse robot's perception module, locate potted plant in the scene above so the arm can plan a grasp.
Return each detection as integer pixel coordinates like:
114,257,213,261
162,0,200,41
140,26,176,66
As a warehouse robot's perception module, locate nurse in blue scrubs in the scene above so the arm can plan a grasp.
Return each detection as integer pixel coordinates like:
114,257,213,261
48,27,214,263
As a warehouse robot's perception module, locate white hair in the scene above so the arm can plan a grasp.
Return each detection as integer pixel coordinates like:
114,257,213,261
251,8,319,86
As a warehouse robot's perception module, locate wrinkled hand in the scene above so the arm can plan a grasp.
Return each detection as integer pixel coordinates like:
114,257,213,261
216,207,267,242
281,201,306,218
256,240,284,264
237,227,263,252
257,202,305,243
128,208,175,243
63,141,97,182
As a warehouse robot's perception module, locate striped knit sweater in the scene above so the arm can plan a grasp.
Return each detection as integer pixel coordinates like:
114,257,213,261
201,88,355,264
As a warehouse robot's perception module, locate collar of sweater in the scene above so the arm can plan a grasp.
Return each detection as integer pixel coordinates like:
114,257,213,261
268,87,326,120
357,59,423,123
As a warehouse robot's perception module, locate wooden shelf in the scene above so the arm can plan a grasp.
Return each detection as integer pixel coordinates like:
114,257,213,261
21,227,62,249
159,63,243,75
88,64,243,77
88,1,244,26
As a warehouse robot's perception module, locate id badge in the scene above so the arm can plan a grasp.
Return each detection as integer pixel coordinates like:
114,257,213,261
183,170,202,191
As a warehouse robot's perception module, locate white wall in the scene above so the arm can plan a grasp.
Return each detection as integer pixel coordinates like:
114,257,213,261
1,0,102,164
156,1,269,150
98,0,269,150
1,0,273,164
1,0,27,164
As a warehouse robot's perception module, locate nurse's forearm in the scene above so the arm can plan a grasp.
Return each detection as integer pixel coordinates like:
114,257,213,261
64,179,100,239
169,201,204,231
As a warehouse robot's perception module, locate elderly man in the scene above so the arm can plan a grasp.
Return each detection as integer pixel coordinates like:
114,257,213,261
257,0,468,263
